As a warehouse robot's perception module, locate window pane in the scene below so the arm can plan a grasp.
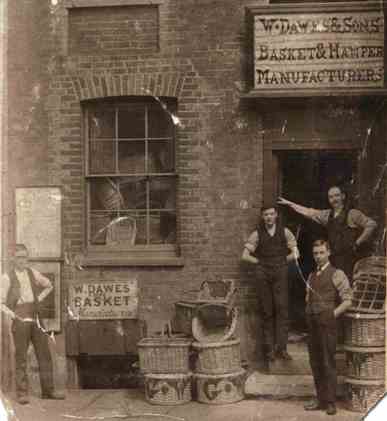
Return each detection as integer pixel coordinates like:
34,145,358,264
119,177,147,210
129,211,147,245
89,141,115,174
149,177,176,210
148,140,174,173
89,212,112,245
148,107,174,138
118,107,145,139
105,212,139,247
118,141,145,174
149,211,176,244
90,179,124,211
89,109,115,139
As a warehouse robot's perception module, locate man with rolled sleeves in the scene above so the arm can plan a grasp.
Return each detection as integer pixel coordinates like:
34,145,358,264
1,244,64,404
241,204,299,362
278,186,377,283
304,240,352,416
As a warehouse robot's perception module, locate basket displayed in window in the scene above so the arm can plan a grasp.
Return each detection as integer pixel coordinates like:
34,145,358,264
344,313,385,347
350,256,386,314
192,339,241,375
344,346,385,380
106,216,137,246
144,372,192,405
194,370,246,405
138,337,191,374
344,378,385,413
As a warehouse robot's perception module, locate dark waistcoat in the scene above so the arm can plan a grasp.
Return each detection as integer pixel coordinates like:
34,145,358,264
6,268,40,313
255,223,288,267
327,208,360,256
306,264,339,315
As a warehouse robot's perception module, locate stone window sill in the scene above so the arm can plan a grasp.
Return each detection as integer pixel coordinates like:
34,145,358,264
64,0,164,8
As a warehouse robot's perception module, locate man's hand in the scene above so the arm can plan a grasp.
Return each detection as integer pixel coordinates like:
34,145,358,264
277,197,293,206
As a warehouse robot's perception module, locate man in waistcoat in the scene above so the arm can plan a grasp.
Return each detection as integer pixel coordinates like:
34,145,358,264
1,244,64,404
242,204,299,362
304,240,352,415
278,186,377,283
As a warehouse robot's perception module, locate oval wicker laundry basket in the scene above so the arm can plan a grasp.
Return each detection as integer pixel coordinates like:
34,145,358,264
194,370,246,405
193,339,241,374
144,372,192,405
192,304,238,343
344,313,385,347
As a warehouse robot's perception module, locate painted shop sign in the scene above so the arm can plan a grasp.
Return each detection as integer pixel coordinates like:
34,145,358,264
69,280,138,320
254,11,385,89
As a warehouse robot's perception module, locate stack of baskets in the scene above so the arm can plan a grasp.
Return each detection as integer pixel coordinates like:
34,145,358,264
178,280,245,405
343,257,386,413
138,336,193,405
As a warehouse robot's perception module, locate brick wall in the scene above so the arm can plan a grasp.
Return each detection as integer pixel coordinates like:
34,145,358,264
68,6,159,55
3,0,272,391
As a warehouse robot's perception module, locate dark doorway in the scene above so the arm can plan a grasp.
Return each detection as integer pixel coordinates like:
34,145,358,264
278,150,358,333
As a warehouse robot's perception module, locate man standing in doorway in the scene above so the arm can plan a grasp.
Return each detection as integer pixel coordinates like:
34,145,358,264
241,204,299,362
1,244,64,404
304,240,352,415
278,186,377,282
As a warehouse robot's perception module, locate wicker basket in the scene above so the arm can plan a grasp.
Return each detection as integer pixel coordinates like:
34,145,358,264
144,373,192,405
138,337,191,374
192,304,238,343
344,377,385,413
350,257,386,314
344,346,385,380
344,312,385,347
193,339,241,374
194,370,246,405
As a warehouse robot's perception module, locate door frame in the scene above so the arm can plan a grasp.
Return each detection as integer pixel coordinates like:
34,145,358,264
263,140,362,205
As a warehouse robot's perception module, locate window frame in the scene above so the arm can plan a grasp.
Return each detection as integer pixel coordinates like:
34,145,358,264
82,97,180,263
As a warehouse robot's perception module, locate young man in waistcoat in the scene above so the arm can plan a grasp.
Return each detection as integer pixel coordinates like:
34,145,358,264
304,240,352,415
278,186,377,283
1,244,64,404
242,204,299,362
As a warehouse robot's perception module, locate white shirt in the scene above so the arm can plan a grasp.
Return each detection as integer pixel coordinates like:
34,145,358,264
1,268,52,305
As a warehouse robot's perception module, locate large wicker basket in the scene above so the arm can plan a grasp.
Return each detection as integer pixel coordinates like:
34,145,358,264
344,377,385,413
344,346,385,380
144,373,192,405
193,339,241,374
344,312,385,347
194,370,246,405
138,337,191,374
192,304,238,343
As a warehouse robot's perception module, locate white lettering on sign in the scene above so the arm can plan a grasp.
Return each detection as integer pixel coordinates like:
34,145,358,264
254,11,384,89
69,280,138,320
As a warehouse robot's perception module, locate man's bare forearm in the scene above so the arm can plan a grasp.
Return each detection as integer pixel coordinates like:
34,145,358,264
334,300,352,318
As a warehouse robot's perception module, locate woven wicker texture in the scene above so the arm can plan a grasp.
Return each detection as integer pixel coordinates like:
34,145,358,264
194,370,245,405
144,373,192,405
351,257,386,314
344,378,385,413
138,338,191,373
192,304,238,343
345,346,385,380
344,313,385,347
193,339,241,374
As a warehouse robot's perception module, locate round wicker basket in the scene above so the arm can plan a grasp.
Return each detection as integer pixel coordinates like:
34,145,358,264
192,304,238,343
194,370,246,405
193,339,241,374
144,372,192,405
344,377,385,413
344,312,385,347
138,337,192,374
344,346,385,380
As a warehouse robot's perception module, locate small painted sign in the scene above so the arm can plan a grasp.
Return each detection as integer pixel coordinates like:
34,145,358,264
253,10,385,89
69,280,138,320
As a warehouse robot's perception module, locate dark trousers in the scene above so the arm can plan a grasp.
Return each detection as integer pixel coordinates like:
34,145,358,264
306,310,337,405
257,264,288,351
12,319,54,397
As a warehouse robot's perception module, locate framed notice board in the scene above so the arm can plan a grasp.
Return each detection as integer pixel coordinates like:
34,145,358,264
15,186,63,259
